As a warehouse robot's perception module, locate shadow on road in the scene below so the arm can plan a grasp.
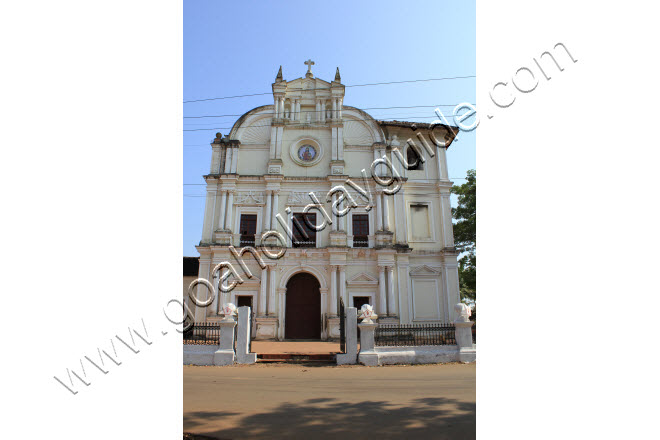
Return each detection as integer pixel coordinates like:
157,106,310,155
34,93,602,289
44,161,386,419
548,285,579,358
184,396,475,440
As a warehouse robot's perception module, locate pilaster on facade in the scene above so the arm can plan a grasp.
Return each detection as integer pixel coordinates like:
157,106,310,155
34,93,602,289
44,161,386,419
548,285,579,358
200,177,220,244
193,247,213,323
374,230,394,247
210,136,222,174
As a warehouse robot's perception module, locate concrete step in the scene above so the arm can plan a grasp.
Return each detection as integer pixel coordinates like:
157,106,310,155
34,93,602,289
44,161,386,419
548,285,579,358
256,353,336,363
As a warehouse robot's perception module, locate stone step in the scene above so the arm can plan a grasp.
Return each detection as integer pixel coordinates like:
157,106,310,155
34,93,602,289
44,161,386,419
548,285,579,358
256,353,336,363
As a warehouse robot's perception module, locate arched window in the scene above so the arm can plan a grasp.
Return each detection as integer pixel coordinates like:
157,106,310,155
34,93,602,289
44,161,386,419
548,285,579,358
407,145,423,170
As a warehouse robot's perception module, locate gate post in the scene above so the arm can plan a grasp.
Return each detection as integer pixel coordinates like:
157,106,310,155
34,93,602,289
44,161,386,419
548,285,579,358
214,305,237,366
337,307,358,365
358,321,379,366
454,303,476,363
236,306,257,364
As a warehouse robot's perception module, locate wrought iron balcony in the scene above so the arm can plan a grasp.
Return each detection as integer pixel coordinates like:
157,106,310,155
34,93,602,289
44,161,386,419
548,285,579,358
353,236,369,247
239,235,256,247
292,239,316,248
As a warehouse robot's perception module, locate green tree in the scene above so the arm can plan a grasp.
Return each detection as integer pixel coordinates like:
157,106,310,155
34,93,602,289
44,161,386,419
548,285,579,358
451,169,476,302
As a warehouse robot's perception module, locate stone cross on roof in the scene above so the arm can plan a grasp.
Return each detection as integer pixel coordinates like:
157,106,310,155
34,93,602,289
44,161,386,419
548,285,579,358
304,59,315,77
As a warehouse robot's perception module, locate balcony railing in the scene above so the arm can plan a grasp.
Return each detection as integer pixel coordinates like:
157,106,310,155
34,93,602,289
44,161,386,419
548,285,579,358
239,235,256,247
292,239,316,248
353,236,369,247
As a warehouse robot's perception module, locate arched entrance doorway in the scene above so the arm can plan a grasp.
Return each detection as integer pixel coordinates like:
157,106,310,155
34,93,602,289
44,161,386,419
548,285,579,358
285,273,321,339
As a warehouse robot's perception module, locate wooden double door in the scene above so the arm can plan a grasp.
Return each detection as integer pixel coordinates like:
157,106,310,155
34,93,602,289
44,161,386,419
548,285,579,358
285,273,321,339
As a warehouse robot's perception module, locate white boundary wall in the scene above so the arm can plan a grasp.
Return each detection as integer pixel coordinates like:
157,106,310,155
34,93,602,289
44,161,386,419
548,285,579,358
374,345,476,365
183,345,219,366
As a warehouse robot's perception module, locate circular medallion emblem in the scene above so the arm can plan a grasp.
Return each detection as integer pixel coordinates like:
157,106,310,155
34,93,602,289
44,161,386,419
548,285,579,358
298,144,317,162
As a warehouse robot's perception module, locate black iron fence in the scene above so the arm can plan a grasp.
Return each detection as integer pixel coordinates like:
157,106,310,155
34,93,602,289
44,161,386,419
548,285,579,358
375,323,456,347
183,322,223,345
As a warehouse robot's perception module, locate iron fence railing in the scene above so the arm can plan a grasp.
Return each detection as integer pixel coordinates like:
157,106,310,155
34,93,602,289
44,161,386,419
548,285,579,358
183,322,223,345
374,323,457,347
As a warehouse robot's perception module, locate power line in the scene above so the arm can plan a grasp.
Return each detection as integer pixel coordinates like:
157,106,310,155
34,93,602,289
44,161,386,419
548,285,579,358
182,113,468,131
183,75,475,103
183,115,456,132
184,114,442,127
184,112,459,126
183,104,476,119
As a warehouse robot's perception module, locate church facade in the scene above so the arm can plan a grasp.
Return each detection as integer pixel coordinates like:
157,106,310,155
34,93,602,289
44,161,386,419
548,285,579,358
191,61,461,340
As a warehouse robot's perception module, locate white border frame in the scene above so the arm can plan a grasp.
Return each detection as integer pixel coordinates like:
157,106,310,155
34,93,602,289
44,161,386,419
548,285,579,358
347,208,375,248
233,206,263,245
406,200,437,243
286,207,320,248
410,278,442,322
347,290,376,309
289,136,324,167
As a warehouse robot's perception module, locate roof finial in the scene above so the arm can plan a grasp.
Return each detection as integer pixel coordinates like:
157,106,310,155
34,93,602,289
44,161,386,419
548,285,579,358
304,59,315,78
335,67,341,82
275,65,283,82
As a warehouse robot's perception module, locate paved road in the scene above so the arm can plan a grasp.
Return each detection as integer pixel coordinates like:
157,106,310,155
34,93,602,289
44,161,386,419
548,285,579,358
184,363,475,440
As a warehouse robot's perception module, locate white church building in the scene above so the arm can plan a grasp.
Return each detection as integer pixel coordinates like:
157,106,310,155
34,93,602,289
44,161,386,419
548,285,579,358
191,61,461,341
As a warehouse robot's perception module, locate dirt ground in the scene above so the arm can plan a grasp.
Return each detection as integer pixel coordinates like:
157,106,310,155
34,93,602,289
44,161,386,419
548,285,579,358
184,362,475,440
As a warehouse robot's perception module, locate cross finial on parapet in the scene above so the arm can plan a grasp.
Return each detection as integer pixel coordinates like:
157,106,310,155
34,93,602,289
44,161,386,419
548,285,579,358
304,59,315,77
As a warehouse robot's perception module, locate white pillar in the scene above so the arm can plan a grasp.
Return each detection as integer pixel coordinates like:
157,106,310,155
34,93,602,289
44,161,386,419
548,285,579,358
339,266,346,305
382,192,390,231
274,97,279,118
378,266,387,316
358,321,378,366
259,266,268,316
332,193,338,231
386,266,396,316
271,191,279,230
441,193,454,247
201,187,217,243
322,100,326,122
332,98,337,119
338,98,343,119
230,147,238,173
268,265,277,315
236,306,256,364
218,190,227,230
375,193,383,231
329,265,337,316
295,100,300,120
277,288,285,340
224,148,232,174
264,190,272,231
339,200,346,231
215,266,228,315
193,257,211,322
225,191,234,232
316,100,321,121
278,97,284,118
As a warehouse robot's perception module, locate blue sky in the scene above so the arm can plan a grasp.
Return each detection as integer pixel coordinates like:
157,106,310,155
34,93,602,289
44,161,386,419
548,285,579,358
183,0,475,257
